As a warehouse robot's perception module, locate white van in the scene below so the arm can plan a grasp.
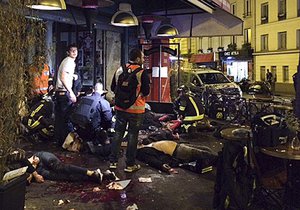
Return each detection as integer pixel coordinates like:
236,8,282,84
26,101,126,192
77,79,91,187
181,68,242,99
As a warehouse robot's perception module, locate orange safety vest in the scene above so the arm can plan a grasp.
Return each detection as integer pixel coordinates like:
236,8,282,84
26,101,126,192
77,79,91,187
31,64,50,95
114,64,146,114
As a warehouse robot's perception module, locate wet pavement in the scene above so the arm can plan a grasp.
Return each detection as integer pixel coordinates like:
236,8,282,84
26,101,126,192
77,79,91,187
23,131,223,210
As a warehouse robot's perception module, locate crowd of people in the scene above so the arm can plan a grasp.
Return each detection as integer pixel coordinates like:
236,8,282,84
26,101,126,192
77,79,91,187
19,46,216,185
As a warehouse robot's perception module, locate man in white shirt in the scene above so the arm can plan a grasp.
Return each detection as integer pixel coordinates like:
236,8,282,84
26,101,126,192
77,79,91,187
54,44,78,146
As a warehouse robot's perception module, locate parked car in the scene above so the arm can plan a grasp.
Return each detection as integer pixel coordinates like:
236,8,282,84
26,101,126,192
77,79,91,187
181,68,242,109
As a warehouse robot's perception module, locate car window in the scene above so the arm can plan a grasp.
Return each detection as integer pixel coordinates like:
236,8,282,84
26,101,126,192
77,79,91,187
198,73,230,84
191,75,201,86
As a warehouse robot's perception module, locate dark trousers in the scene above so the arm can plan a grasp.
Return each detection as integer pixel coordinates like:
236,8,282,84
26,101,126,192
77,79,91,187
37,152,89,182
109,110,144,166
54,93,73,145
174,144,213,162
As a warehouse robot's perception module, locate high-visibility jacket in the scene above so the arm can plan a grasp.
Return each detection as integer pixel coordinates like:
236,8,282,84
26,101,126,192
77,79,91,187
31,64,50,95
112,63,150,114
175,93,205,122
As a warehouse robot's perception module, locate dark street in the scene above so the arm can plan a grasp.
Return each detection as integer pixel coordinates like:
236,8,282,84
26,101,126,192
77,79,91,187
23,131,222,210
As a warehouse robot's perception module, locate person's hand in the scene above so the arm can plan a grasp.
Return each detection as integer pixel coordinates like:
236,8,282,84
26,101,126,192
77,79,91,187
178,115,184,121
70,92,77,103
73,74,78,80
33,172,44,183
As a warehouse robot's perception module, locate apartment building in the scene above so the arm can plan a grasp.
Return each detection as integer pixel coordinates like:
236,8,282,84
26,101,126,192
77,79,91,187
172,0,300,94
254,0,300,94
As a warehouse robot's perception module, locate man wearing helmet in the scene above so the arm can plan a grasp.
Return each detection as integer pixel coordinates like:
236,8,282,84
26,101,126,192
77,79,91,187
173,85,206,133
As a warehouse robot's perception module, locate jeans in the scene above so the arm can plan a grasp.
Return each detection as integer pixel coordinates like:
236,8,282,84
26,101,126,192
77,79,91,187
54,93,74,146
35,152,89,182
109,110,144,166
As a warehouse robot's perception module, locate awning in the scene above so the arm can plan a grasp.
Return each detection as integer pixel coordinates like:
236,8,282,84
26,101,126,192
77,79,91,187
190,53,214,63
153,7,243,37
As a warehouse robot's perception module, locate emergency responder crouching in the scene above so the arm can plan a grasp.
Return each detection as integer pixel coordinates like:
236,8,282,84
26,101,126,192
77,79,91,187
70,82,113,147
173,85,207,134
21,89,55,141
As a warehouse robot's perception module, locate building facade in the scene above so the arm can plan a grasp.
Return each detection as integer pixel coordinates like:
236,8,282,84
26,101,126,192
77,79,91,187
254,0,300,94
172,0,300,94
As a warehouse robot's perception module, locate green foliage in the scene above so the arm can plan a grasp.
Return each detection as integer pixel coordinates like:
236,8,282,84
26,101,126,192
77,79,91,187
0,0,46,181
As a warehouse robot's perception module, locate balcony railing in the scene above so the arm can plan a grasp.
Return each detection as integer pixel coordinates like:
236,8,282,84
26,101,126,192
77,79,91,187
261,16,268,24
278,13,286,21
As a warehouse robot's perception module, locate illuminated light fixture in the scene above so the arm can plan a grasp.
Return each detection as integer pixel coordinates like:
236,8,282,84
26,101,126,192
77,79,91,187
82,0,114,9
111,3,138,27
26,0,66,10
156,19,178,37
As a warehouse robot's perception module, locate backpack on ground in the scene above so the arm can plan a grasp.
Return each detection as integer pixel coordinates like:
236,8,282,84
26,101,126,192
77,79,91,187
213,141,256,210
115,65,143,109
70,97,99,129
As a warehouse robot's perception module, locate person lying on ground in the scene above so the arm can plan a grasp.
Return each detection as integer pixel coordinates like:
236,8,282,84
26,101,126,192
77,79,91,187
26,151,116,184
136,140,216,174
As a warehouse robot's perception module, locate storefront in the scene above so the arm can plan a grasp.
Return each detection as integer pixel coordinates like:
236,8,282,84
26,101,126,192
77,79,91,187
219,50,253,82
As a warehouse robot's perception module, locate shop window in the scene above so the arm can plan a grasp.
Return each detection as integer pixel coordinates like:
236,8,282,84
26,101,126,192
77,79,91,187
283,66,289,82
260,66,266,81
261,3,268,24
243,0,251,17
191,75,201,86
297,29,300,49
261,34,268,51
244,28,251,44
271,66,277,82
278,0,286,20
278,31,287,50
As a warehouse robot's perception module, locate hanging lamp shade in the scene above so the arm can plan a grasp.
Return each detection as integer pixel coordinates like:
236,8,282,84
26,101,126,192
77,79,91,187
26,0,66,10
156,18,178,37
111,3,138,27
82,0,114,9
156,24,178,37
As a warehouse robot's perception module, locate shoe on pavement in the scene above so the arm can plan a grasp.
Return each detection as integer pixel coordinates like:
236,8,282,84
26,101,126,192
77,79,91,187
109,162,118,169
124,164,141,173
91,169,103,183
103,170,117,181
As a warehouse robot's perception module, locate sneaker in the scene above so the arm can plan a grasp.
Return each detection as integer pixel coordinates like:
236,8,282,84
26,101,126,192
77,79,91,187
91,169,103,183
109,162,118,169
124,164,141,173
102,170,117,181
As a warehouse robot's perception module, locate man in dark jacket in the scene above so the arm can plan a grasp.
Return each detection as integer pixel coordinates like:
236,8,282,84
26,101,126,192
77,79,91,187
71,82,113,145
22,92,54,140
174,85,205,133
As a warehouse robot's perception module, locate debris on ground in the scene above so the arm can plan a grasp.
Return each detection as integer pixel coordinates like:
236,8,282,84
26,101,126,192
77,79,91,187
92,187,101,192
56,199,70,206
126,203,138,210
107,179,131,190
138,177,152,183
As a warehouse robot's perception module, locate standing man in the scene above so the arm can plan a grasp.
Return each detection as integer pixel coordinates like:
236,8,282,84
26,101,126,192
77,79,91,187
109,48,150,172
266,69,273,91
54,44,78,146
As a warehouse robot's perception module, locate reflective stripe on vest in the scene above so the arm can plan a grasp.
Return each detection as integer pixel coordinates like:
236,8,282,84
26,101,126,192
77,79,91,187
183,96,204,121
28,116,42,129
115,64,145,114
